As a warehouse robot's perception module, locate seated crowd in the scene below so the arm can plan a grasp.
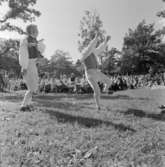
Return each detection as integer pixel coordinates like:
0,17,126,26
2,72,165,93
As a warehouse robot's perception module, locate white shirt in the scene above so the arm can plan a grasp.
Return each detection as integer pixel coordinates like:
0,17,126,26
19,37,46,70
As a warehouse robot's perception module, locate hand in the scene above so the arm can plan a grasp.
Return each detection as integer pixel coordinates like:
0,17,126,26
21,68,27,76
37,41,46,54
91,32,98,40
95,33,99,39
37,55,44,59
106,36,111,42
38,39,44,43
28,42,37,47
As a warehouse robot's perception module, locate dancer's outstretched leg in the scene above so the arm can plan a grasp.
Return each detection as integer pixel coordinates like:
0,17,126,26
96,71,112,93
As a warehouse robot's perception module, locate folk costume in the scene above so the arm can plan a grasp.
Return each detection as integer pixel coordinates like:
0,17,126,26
19,36,45,109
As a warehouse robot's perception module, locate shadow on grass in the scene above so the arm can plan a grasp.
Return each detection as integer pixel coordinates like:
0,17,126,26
0,95,22,102
0,94,73,103
75,94,149,101
35,94,77,100
36,94,133,101
0,94,94,111
101,94,131,100
34,98,84,111
0,90,10,93
0,93,132,103
122,108,165,121
0,94,92,103
43,108,136,132
74,94,133,100
0,92,148,103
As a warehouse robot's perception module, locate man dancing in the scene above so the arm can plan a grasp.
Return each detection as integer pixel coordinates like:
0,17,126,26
19,24,45,111
80,34,111,110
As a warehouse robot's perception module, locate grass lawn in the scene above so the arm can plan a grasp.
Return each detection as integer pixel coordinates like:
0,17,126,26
0,88,165,166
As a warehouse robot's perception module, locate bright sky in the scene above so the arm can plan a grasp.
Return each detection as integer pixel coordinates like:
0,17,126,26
0,0,164,61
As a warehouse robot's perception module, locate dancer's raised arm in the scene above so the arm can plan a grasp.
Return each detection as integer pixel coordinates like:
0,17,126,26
94,36,110,56
81,34,98,61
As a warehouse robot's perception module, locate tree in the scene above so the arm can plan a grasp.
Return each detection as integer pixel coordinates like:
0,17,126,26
0,0,41,34
0,0,40,79
157,0,165,18
78,10,107,52
75,59,84,75
156,0,165,36
120,20,162,74
0,39,20,77
49,50,77,77
36,57,50,77
102,47,121,74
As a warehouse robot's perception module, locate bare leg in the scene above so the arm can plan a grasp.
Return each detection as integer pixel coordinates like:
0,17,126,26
87,77,101,110
99,72,111,93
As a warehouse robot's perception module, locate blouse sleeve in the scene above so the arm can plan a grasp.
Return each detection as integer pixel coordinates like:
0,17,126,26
19,38,29,69
80,36,98,62
37,41,46,54
94,41,107,57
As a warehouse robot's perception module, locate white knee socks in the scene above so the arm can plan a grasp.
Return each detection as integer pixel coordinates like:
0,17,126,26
21,90,32,107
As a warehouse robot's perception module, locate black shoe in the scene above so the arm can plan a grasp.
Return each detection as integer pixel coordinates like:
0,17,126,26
97,106,101,111
108,90,114,94
159,105,165,109
160,110,165,115
20,105,31,112
27,104,35,110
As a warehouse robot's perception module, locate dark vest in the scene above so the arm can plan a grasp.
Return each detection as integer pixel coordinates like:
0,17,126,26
27,36,43,59
71,76,75,82
84,52,98,70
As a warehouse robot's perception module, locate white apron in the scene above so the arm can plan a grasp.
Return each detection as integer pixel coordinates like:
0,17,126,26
23,59,39,93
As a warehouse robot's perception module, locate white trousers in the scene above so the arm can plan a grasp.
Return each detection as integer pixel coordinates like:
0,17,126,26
22,59,39,107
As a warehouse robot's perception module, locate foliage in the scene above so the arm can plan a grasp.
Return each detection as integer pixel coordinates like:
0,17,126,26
78,10,107,52
40,50,81,78
0,0,40,77
0,39,21,76
102,47,121,74
0,0,40,34
75,59,84,75
157,0,165,18
120,20,163,74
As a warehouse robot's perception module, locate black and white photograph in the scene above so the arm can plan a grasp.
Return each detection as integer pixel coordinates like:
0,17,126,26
0,0,165,166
